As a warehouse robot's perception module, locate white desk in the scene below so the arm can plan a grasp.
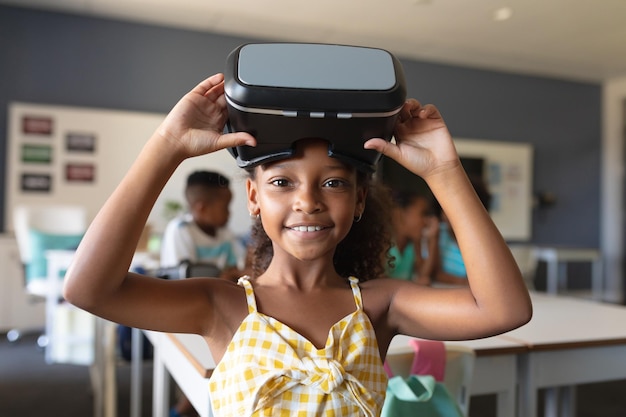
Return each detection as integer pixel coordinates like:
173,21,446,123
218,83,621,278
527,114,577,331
533,246,604,300
389,334,526,417
507,292,626,417
143,331,215,417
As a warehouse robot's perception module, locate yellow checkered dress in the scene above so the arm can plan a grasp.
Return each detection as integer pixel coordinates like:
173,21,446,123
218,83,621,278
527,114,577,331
208,276,388,416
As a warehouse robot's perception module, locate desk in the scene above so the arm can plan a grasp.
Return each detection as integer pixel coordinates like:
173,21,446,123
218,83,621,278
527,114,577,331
389,334,526,417
533,246,604,300
508,292,626,417
143,331,215,417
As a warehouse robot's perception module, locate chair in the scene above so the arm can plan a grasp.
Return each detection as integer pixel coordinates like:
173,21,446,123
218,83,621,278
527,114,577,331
441,345,475,417
385,339,476,417
10,204,87,351
150,260,222,280
508,243,538,290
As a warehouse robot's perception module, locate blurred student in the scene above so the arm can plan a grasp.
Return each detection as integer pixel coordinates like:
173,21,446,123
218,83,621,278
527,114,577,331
435,174,492,285
387,189,438,285
160,170,247,280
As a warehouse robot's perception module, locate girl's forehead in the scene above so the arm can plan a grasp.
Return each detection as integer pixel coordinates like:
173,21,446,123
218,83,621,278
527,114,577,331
260,139,355,172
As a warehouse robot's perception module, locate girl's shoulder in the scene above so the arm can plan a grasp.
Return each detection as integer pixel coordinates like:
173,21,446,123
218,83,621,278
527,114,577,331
359,276,411,303
359,275,412,289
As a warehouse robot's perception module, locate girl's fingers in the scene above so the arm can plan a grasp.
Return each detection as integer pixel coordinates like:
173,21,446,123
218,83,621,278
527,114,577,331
218,132,257,149
193,73,225,96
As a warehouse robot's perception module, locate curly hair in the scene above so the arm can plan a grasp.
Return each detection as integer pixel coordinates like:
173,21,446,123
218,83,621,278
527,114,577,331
245,169,394,281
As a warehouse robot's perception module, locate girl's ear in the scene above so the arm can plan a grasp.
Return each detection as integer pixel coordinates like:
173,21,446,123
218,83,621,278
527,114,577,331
355,185,368,218
246,177,260,216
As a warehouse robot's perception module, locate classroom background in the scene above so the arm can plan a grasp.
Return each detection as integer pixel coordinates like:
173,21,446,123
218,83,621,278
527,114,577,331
2,3,626,417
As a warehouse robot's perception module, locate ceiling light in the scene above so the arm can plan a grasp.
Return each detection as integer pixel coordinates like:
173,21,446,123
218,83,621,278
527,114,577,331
493,7,513,21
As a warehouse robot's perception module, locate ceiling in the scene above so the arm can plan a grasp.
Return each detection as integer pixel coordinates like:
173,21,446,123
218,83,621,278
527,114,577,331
3,0,626,82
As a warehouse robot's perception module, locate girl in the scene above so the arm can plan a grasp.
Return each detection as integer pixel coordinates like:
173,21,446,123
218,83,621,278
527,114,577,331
64,73,532,416
387,189,439,285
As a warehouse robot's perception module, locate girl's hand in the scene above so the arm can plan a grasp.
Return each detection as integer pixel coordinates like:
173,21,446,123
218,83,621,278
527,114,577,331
156,73,255,159
423,216,440,240
364,99,460,179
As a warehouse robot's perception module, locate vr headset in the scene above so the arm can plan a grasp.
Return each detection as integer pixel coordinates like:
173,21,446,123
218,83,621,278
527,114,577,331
224,42,407,172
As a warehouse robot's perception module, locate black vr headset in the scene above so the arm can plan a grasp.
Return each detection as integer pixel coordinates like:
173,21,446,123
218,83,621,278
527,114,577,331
224,43,407,172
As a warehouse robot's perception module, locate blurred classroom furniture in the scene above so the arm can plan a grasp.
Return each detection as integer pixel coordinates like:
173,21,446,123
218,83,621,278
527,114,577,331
0,234,45,335
509,243,605,301
143,331,214,417
46,248,118,417
388,335,523,417
6,204,120,417
509,292,626,417
11,204,87,347
533,246,604,300
384,339,476,416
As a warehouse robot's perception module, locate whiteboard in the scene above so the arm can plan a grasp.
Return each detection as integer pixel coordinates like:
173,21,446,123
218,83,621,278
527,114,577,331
5,102,252,236
454,138,533,241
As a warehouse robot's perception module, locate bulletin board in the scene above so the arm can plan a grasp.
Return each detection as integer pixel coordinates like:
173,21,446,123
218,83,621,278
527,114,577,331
4,102,252,236
454,138,533,241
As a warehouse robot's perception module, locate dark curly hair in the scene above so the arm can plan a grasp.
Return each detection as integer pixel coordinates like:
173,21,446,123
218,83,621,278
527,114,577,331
245,168,394,281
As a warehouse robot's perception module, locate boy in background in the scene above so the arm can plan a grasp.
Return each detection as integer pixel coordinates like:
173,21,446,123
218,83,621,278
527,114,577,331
160,170,246,280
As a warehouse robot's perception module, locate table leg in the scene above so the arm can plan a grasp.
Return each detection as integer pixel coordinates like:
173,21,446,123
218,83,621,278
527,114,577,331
558,263,568,291
494,389,515,417
559,386,576,417
131,327,143,417
517,353,537,417
543,386,577,417
92,318,105,417
546,257,559,295
592,259,604,301
104,321,117,417
152,341,170,417
544,387,559,417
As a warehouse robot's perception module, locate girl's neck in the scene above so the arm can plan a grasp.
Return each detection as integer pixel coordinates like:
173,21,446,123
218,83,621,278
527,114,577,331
395,235,409,251
258,256,345,291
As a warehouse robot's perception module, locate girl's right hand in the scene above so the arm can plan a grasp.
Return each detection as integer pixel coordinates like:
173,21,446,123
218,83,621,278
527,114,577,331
156,73,256,160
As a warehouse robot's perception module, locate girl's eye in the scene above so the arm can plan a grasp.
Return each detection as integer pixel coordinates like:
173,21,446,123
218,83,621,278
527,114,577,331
324,179,347,188
270,178,290,187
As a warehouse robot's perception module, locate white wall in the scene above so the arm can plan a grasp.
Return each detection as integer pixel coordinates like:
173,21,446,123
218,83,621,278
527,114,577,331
5,102,252,237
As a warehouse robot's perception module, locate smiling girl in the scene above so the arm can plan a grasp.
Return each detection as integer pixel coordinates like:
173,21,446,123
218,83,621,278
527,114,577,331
64,73,532,417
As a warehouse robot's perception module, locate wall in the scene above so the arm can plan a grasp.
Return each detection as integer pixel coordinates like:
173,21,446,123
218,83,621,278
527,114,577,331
601,75,626,301
0,6,602,249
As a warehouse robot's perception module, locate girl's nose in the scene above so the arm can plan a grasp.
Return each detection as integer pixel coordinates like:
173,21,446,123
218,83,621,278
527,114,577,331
293,185,322,214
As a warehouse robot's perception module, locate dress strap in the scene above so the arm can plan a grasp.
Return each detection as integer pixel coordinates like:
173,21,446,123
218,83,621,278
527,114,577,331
237,276,257,314
348,277,363,310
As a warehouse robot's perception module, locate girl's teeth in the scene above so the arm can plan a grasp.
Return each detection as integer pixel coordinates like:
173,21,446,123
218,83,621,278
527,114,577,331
293,226,322,232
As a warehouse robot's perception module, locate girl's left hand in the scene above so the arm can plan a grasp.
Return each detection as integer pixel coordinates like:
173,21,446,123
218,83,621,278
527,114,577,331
364,99,459,179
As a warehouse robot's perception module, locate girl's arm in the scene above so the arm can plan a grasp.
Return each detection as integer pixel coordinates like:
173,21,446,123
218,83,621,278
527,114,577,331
365,100,532,340
63,74,254,335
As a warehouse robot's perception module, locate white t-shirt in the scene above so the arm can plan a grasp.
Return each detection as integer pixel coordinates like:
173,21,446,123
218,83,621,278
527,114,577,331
160,213,245,270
